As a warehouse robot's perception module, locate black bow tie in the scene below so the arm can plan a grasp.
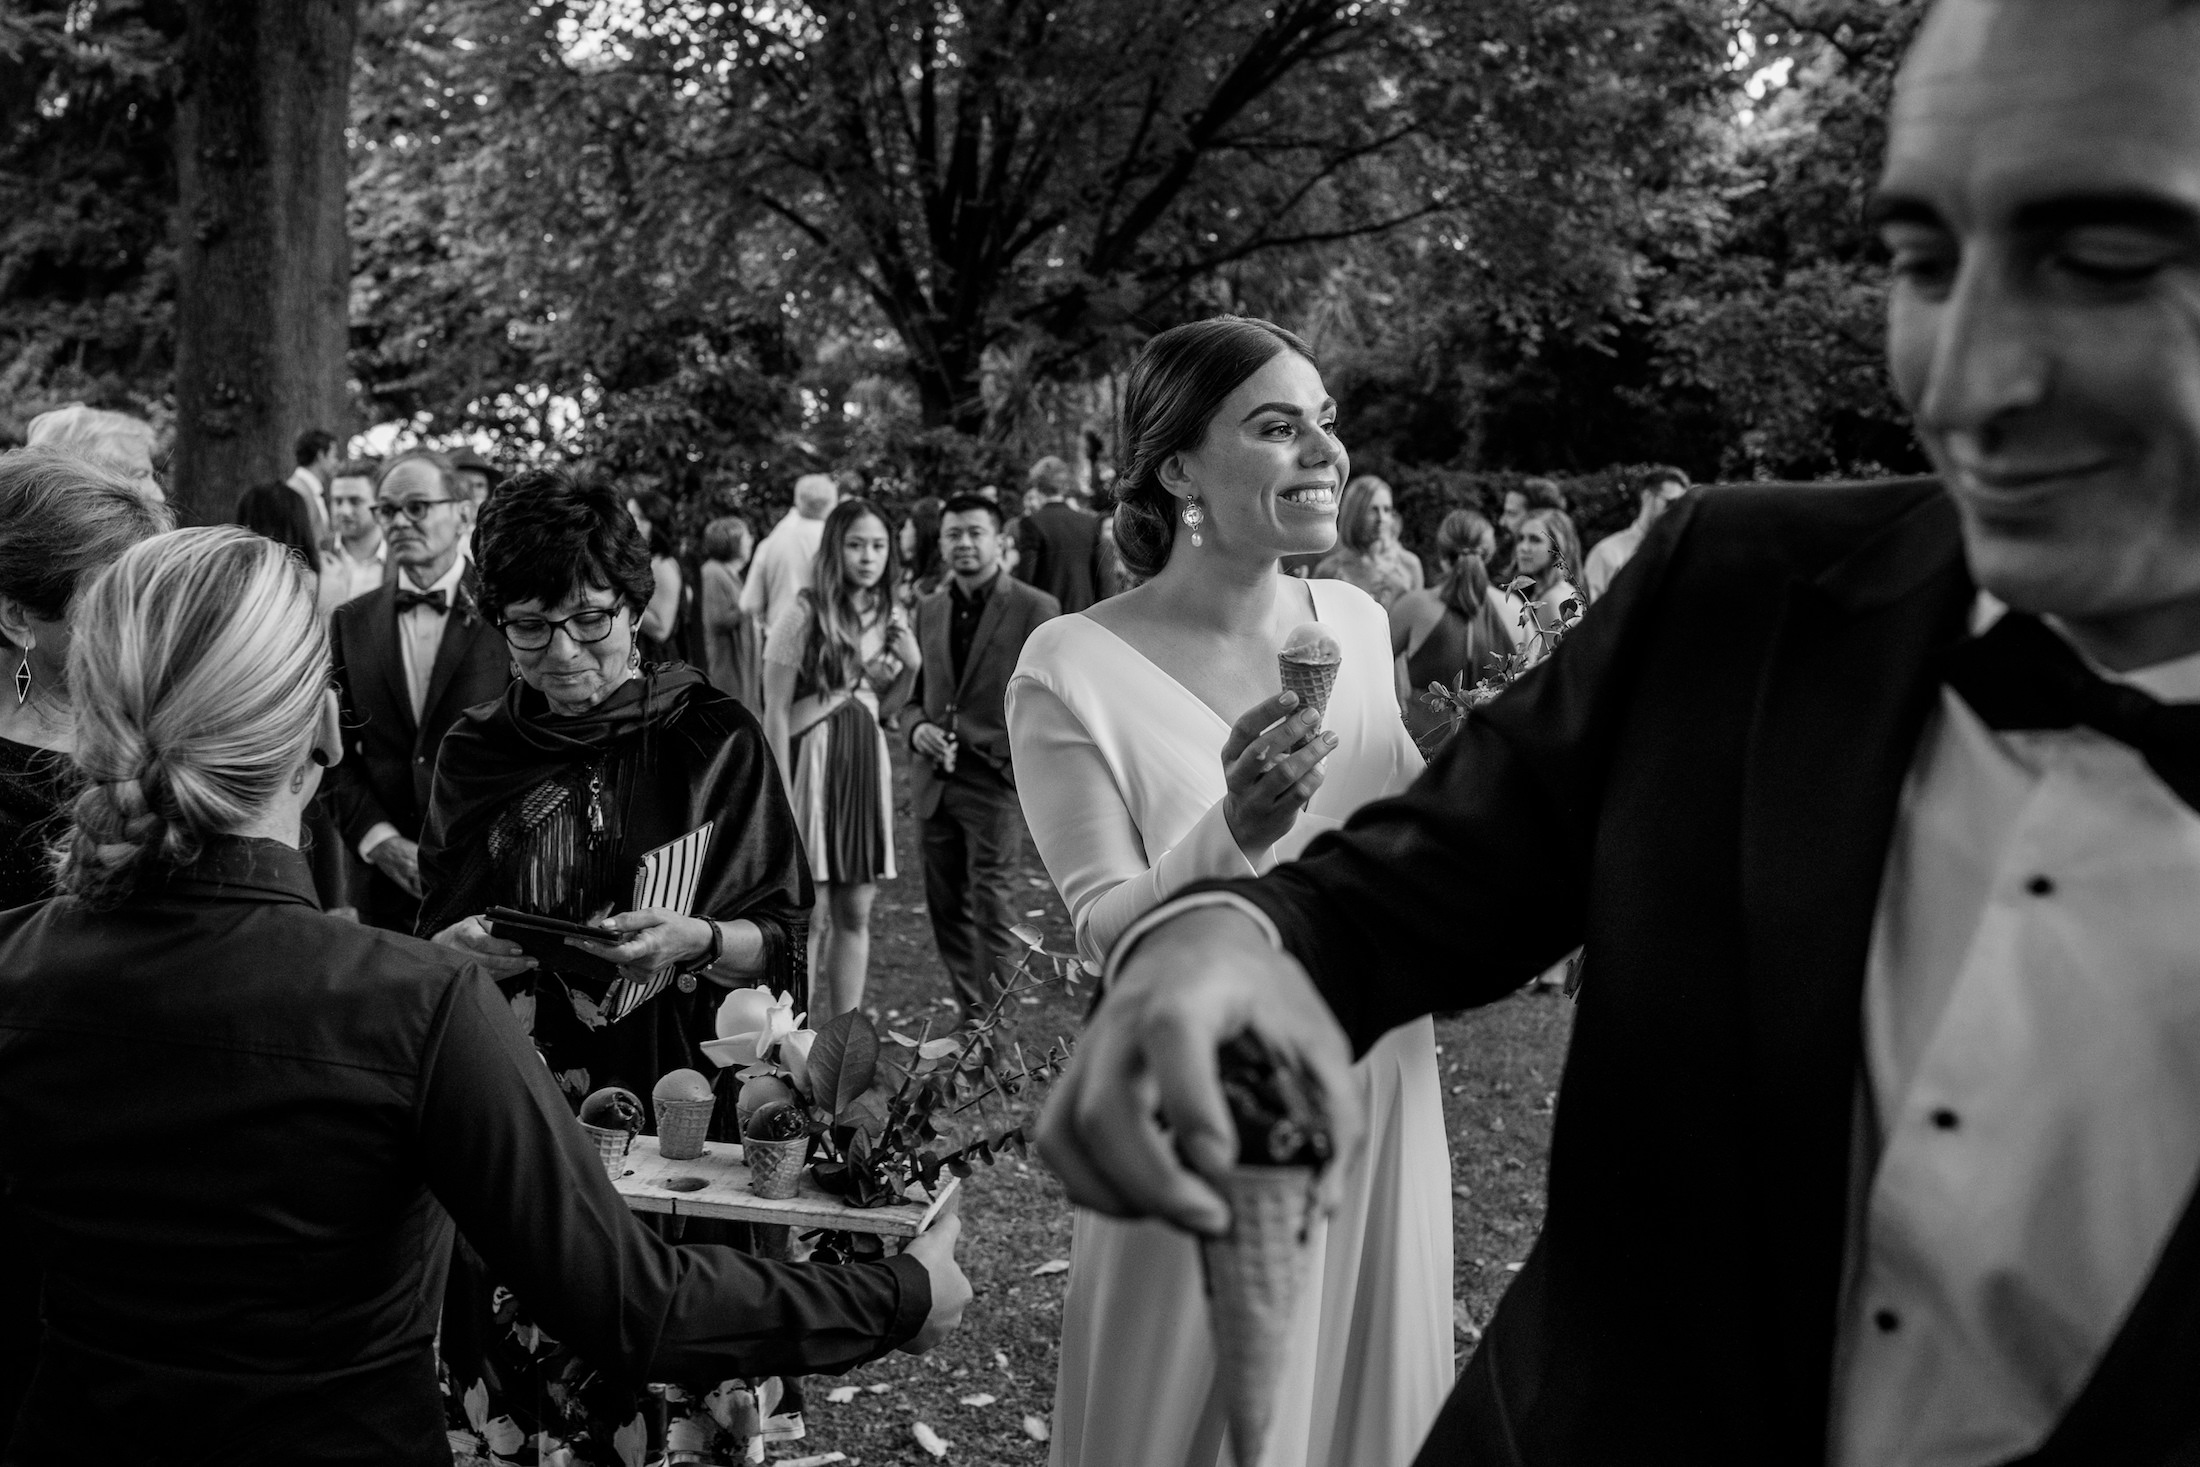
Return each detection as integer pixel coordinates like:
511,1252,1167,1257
395,587,449,616
1944,610,2200,811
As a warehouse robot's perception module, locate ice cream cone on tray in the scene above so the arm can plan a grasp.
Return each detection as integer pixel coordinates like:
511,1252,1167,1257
1201,1032,1335,1467
1277,622,1343,722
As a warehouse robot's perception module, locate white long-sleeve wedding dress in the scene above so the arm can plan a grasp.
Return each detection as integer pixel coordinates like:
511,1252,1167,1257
1006,575,1453,1467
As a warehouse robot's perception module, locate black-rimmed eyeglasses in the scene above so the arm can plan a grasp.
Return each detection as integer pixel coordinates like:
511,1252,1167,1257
370,498,461,524
498,608,620,651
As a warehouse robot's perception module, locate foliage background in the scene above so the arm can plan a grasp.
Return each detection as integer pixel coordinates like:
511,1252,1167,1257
2,0,1932,538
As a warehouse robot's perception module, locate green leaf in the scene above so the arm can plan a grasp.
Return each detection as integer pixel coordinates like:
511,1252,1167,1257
808,1010,880,1124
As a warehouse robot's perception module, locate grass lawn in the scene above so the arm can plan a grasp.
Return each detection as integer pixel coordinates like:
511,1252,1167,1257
784,750,1574,1464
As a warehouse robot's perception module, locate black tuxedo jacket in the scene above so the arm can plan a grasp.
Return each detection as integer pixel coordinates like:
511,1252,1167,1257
327,570,512,853
1218,479,2200,1465
1014,500,1104,614
908,573,1059,819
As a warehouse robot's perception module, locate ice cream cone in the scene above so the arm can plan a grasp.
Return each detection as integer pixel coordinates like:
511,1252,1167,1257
654,1096,716,1160
580,1121,632,1180
1201,1165,1319,1467
743,1135,808,1199
1276,656,1340,720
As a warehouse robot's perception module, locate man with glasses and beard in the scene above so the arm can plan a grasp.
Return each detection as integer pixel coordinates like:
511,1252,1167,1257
329,450,510,932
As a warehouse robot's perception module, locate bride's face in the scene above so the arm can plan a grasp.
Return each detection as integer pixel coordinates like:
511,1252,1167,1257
1169,351,1346,561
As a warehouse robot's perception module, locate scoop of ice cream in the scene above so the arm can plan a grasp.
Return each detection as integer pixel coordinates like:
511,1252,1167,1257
578,1086,645,1133
652,1067,715,1103
744,1099,808,1141
736,1075,797,1125
1278,622,1342,666
1216,1031,1334,1169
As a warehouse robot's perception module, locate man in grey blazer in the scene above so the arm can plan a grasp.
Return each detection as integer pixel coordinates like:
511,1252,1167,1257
908,494,1061,1020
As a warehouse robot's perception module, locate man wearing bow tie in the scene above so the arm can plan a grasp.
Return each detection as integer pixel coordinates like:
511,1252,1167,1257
1041,3,2200,1463
329,450,511,932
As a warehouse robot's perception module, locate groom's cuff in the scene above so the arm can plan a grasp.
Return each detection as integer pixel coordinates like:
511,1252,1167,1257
1102,892,1282,994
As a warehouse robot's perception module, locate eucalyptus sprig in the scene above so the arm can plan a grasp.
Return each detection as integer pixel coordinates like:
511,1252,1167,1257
1414,571,1582,756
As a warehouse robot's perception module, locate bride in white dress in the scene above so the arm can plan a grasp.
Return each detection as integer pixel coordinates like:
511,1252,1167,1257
1007,317,1452,1467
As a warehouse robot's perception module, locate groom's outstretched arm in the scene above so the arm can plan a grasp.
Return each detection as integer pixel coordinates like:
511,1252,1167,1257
1039,498,1696,1232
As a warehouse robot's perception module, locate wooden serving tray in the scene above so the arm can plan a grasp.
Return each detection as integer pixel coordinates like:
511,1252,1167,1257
612,1134,957,1238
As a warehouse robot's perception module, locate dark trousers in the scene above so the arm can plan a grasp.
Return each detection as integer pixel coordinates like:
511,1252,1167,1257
919,774,1026,1020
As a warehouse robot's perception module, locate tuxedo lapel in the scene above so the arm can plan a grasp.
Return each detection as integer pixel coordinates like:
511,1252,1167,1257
419,573,486,734
955,580,1014,702
1736,492,1972,1451
359,584,416,740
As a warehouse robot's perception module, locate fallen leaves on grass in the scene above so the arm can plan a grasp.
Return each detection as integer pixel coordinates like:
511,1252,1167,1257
912,1420,951,1456
1025,1414,1052,1442
1030,1258,1070,1276
958,1393,997,1407
825,1386,861,1404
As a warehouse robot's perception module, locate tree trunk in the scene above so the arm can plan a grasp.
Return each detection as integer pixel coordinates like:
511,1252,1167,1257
170,0,358,524
910,327,989,437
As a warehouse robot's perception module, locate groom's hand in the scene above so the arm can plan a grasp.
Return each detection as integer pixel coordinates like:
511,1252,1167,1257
1037,905,1364,1237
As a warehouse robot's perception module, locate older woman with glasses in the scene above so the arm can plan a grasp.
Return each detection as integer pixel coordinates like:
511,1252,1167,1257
416,468,822,1459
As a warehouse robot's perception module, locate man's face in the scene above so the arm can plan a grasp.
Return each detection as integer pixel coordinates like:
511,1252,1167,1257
1500,491,1530,535
940,509,1002,578
1645,479,1688,525
457,468,492,506
1022,486,1047,517
375,461,469,572
1879,0,2200,623
328,475,376,540
314,447,338,482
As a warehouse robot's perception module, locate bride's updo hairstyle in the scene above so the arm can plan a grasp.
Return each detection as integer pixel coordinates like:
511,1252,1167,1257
59,527,327,905
1114,315,1317,579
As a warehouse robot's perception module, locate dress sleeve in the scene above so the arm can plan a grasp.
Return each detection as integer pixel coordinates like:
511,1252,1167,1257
763,602,808,669
1006,668,1266,967
415,965,928,1383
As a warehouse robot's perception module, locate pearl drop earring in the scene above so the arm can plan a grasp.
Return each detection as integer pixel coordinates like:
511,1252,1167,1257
1182,499,1204,549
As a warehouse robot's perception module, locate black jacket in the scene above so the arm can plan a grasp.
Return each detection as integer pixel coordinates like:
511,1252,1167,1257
328,570,512,854
908,573,1058,818
0,840,926,1466
1216,480,2200,1465
1014,501,1104,614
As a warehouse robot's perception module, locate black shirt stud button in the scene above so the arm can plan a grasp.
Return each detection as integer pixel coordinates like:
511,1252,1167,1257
1930,1108,1959,1132
1874,1309,1901,1334
2026,874,2055,897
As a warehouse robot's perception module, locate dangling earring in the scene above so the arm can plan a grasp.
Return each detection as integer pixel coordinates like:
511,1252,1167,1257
1182,498,1204,549
628,647,641,671
12,646,29,707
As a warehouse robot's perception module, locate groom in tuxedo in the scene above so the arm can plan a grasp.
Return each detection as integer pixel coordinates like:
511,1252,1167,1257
1040,3,2200,1463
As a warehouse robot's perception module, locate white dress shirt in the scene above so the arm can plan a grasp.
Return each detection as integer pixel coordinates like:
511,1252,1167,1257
1830,600,2200,1466
357,555,470,864
325,535,386,606
739,513,825,632
286,465,331,549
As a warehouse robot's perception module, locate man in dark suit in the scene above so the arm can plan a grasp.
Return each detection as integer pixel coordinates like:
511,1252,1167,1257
329,449,510,932
1039,3,2200,1463
1012,455,1104,613
908,494,1059,1020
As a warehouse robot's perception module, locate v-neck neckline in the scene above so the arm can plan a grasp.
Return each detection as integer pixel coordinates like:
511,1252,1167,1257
1072,576,1326,729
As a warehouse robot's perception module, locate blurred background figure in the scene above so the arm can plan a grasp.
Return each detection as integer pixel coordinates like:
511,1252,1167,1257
288,428,337,549
449,446,502,509
1390,509,1513,746
742,471,840,635
699,512,759,708
1013,454,1104,613
898,494,946,609
625,487,687,665
1497,475,1568,579
1514,505,1584,663
1315,473,1423,610
1582,465,1690,603
323,458,390,606
0,446,168,1441
23,405,164,503
763,497,919,1017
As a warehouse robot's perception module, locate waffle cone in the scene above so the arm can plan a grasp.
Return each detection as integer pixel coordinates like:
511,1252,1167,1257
1201,1166,1319,1467
743,1136,807,1199
654,1096,716,1160
580,1122,632,1180
1277,656,1340,720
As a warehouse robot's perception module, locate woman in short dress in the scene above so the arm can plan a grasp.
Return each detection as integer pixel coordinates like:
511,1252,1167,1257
762,497,919,1017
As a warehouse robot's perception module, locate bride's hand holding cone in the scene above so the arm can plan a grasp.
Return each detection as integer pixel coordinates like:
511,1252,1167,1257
1036,904,1365,1237
1221,690,1336,853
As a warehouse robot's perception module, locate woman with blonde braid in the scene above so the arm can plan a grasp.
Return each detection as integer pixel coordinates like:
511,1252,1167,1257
0,528,967,1465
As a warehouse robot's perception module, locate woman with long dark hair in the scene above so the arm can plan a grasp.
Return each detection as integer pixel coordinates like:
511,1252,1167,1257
761,497,919,1016
1514,505,1585,664
898,495,946,608
625,487,686,664
1390,509,1514,744
1311,474,1423,609
1007,316,1450,1467
234,481,343,620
